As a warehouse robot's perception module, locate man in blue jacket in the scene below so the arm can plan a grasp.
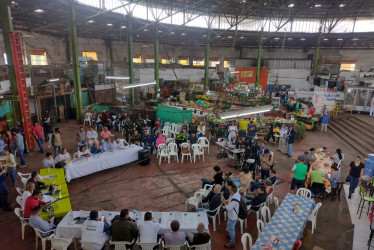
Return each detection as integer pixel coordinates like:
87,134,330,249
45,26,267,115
285,125,296,157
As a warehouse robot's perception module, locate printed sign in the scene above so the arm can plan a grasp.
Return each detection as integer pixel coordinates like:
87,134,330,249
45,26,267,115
240,71,253,78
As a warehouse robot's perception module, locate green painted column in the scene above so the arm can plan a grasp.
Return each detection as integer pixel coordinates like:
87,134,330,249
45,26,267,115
313,29,322,77
127,14,135,105
68,0,83,122
255,31,263,97
0,0,21,122
154,21,159,99
204,29,210,91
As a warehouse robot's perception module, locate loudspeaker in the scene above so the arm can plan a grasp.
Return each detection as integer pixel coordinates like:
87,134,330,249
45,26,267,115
139,157,150,166
138,149,150,160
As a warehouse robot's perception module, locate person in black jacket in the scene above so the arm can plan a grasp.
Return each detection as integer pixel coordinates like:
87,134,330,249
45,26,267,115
242,186,267,210
200,165,223,189
198,184,222,216
189,223,210,246
285,124,296,157
27,171,47,191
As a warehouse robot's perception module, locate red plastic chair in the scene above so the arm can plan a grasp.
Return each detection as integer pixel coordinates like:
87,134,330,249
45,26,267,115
292,240,302,250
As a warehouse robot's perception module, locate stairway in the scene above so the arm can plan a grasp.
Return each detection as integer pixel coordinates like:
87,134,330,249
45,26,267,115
328,115,374,156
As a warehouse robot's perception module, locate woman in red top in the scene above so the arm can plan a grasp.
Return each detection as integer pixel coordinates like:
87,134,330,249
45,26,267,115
3,131,15,153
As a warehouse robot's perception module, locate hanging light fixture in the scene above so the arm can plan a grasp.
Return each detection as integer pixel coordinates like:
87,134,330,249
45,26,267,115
219,106,272,119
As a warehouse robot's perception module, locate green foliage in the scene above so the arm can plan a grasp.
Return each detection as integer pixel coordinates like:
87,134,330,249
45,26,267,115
295,121,306,138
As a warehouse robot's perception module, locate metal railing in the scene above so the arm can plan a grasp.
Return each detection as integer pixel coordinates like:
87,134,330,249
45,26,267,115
331,104,354,120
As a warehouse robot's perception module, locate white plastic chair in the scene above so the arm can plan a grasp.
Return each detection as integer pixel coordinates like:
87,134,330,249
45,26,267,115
84,113,93,126
337,158,344,171
257,219,265,236
16,187,24,195
21,177,28,189
119,139,129,147
48,235,76,250
167,142,179,163
247,202,265,221
169,123,177,138
265,192,273,207
207,204,222,231
195,184,214,198
241,233,253,250
197,137,210,154
137,238,160,250
261,205,271,224
238,217,246,234
73,152,78,159
14,208,29,240
161,241,186,250
158,144,168,164
296,188,312,198
191,144,204,163
162,127,171,139
34,228,56,250
166,138,175,144
164,122,170,127
274,196,279,211
81,241,103,250
185,193,202,211
16,195,23,207
18,172,31,179
109,240,133,250
308,202,322,233
181,143,192,163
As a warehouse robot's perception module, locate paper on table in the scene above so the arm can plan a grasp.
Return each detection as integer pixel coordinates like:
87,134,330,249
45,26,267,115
42,195,55,203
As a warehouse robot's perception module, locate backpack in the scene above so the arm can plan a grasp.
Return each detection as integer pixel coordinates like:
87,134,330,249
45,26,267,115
232,198,248,220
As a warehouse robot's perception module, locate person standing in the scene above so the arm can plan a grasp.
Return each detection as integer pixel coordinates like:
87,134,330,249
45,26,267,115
0,161,12,211
278,124,288,153
321,112,329,132
265,122,275,143
370,95,374,116
32,121,44,153
3,147,17,186
221,185,240,248
319,105,329,125
76,127,87,147
285,125,296,157
290,155,308,193
260,149,274,180
43,116,53,147
0,135,5,156
14,130,26,168
348,156,365,199
228,121,237,142
246,120,257,142
52,128,62,157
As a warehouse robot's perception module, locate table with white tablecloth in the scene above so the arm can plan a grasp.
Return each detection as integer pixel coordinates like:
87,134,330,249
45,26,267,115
65,145,143,182
56,210,209,239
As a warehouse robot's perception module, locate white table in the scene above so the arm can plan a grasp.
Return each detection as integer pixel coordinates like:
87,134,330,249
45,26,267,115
56,210,209,239
65,145,143,182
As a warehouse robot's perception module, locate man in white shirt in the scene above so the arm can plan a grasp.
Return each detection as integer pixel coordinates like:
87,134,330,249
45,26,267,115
86,126,98,147
81,210,110,250
221,185,240,248
137,212,161,244
113,137,126,150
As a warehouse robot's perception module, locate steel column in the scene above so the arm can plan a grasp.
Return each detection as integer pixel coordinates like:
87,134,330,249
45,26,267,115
255,31,263,97
68,0,83,122
127,14,135,105
154,21,159,99
313,28,322,77
0,0,21,123
204,29,211,91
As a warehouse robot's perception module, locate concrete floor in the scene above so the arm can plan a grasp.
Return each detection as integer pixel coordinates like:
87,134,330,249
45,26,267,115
2,114,372,250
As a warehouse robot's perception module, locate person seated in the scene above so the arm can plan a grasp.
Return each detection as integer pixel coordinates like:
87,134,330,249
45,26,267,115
113,137,126,150
137,212,161,243
100,126,112,140
260,149,274,180
101,110,112,130
55,147,71,164
78,145,91,158
144,117,152,132
86,126,98,147
242,186,267,208
156,133,166,148
189,118,198,135
259,142,270,158
308,148,316,163
24,190,46,218
197,121,205,138
29,205,56,237
309,163,324,197
251,169,277,191
81,210,110,249
130,130,141,145
329,165,341,189
76,127,87,147
331,148,344,166
221,172,233,192
222,180,234,200
27,171,47,191
321,147,329,155
164,220,186,246
201,165,223,189
231,167,252,194
113,113,123,131
304,151,311,169
142,130,154,153
176,128,188,154
153,117,163,135
90,141,103,155
102,138,114,152
181,120,189,132
235,137,247,149
42,152,55,168
111,209,137,243
22,182,35,210
227,121,238,142
188,132,198,145
188,223,210,246
197,184,222,216
246,120,257,141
